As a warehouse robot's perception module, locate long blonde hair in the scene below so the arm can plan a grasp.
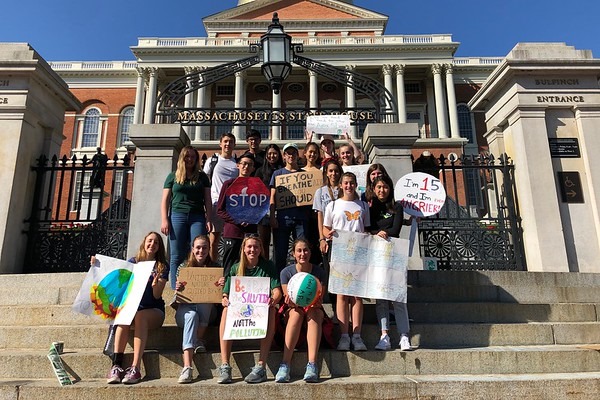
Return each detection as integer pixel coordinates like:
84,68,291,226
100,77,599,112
185,235,212,267
237,235,264,277
135,231,168,276
175,145,200,185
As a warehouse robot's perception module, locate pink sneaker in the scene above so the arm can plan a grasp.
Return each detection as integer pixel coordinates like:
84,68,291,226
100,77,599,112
122,366,142,384
106,365,124,384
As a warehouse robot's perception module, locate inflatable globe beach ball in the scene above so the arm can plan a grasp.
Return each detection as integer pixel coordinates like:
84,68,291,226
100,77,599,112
287,272,322,307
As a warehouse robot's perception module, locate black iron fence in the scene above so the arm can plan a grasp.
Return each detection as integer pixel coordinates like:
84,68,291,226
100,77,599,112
24,153,134,273
417,153,525,270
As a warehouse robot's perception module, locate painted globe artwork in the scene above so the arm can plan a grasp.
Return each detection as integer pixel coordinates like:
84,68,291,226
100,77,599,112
287,272,322,307
90,269,133,319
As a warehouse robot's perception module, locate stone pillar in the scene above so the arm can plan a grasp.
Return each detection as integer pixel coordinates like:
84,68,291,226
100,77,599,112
272,90,281,140
127,124,189,257
133,68,146,124
425,79,438,138
183,67,196,139
431,64,449,138
195,67,209,142
362,123,421,269
234,71,246,141
445,64,461,139
346,65,358,139
143,67,159,124
0,43,81,273
395,64,407,123
309,70,318,110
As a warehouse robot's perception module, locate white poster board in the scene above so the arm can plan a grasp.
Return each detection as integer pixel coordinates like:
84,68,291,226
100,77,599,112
306,114,351,136
223,277,270,340
329,231,409,302
342,164,369,196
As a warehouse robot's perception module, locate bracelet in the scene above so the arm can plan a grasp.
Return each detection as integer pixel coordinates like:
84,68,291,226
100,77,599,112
319,238,327,242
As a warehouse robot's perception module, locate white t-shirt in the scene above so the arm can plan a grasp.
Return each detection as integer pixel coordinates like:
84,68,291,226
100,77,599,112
204,155,238,204
313,185,339,213
323,198,370,233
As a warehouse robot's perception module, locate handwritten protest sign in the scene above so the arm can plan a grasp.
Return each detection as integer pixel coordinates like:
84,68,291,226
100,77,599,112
72,255,154,325
395,172,446,217
176,267,223,304
329,231,409,302
306,114,350,136
223,277,270,340
225,177,270,224
274,170,323,209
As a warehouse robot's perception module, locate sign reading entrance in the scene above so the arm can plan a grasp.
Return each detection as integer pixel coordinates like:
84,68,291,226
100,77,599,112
557,171,584,203
549,138,581,158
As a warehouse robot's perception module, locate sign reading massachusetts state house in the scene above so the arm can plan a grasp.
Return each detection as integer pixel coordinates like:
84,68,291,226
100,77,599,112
175,109,377,125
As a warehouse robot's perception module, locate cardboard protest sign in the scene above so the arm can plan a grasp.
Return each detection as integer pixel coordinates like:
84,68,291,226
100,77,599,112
224,177,270,224
329,231,409,302
395,172,446,217
175,267,223,304
274,170,323,209
306,114,350,136
72,255,154,326
223,277,270,340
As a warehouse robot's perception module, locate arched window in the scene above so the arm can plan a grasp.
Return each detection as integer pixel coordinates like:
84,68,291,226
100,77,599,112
81,108,101,148
457,104,475,144
119,107,135,146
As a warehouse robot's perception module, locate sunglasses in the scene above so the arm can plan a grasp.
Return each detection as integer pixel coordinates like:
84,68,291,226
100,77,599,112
244,233,260,239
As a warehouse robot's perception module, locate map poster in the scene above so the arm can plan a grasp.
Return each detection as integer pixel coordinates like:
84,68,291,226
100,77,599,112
223,277,270,340
329,230,409,303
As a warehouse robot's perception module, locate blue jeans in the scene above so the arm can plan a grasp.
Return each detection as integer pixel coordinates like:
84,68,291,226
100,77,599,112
175,303,215,350
273,216,307,273
169,212,207,288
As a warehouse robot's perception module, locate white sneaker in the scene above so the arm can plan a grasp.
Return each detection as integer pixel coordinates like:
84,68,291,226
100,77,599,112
374,334,391,351
351,336,367,351
399,335,412,351
337,335,351,351
178,366,193,384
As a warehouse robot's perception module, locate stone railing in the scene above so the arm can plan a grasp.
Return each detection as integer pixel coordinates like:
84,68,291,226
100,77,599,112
49,61,138,71
453,57,504,66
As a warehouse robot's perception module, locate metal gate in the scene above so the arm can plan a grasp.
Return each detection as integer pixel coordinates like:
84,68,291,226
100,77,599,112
24,153,134,273
417,153,525,270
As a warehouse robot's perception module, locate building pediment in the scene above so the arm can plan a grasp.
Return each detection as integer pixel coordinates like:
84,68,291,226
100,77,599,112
203,0,388,36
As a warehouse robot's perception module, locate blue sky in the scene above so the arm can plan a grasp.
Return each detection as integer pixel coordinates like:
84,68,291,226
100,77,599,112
3,0,600,61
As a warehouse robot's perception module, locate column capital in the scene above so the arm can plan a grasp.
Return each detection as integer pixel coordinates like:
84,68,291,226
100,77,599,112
308,70,318,77
431,64,443,75
394,64,406,76
345,64,355,71
235,71,246,79
146,67,159,77
135,67,147,78
184,66,195,75
382,64,394,76
445,64,454,74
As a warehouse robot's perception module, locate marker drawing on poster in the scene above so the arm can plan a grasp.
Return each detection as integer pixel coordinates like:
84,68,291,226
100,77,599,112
306,114,350,136
223,277,270,340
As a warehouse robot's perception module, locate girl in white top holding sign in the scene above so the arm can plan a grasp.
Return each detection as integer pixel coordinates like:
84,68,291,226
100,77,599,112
322,172,370,351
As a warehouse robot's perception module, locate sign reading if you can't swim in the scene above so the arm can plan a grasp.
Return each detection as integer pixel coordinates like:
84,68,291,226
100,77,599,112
225,177,270,224
395,172,446,217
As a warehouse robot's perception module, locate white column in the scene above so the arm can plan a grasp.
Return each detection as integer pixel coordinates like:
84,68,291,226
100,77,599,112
445,64,460,139
345,65,358,139
426,79,438,138
309,70,318,110
432,64,449,139
183,67,195,138
133,68,146,124
196,67,210,141
143,67,159,124
234,71,246,141
395,64,407,123
272,90,281,140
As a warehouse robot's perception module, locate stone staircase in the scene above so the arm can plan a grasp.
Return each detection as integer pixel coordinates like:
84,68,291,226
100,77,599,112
1,270,600,399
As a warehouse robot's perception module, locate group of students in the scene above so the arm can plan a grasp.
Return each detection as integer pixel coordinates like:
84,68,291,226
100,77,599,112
104,130,411,385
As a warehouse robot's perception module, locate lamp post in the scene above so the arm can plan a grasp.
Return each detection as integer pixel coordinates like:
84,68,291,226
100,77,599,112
260,13,292,94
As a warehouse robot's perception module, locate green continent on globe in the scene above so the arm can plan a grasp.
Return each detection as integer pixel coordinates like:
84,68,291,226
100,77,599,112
92,269,133,318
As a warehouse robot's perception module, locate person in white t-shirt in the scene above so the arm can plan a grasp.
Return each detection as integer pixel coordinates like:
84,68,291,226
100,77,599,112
322,172,370,352
203,133,238,261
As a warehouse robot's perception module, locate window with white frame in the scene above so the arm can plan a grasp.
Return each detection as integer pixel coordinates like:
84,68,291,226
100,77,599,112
112,170,124,202
71,171,92,211
286,125,304,140
118,107,134,146
81,108,101,148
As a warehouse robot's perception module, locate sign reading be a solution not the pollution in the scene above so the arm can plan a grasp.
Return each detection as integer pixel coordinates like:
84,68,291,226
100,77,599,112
275,170,322,209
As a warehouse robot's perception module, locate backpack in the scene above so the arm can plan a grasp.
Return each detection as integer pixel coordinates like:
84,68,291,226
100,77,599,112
206,153,219,183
